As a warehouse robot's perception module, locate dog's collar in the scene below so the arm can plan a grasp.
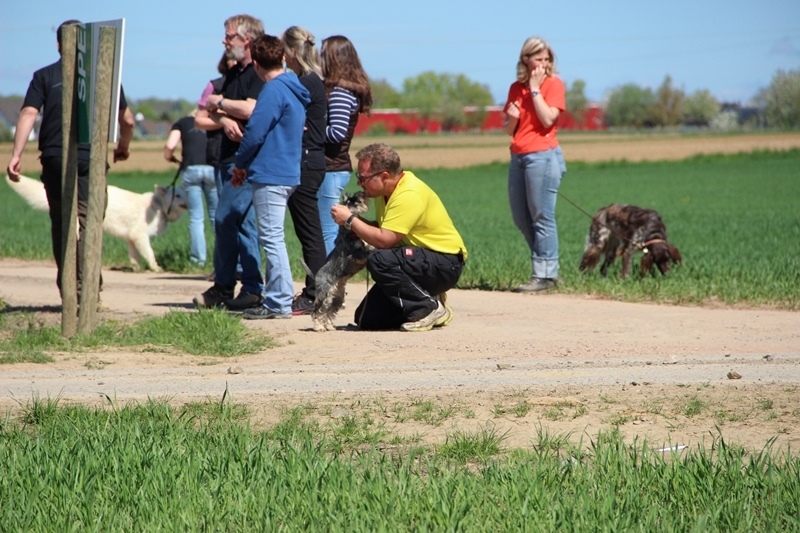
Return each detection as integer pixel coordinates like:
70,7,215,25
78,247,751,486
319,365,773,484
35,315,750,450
641,238,666,254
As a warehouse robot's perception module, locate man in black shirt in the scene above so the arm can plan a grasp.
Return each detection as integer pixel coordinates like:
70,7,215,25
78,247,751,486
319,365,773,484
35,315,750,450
6,19,135,301
193,14,266,311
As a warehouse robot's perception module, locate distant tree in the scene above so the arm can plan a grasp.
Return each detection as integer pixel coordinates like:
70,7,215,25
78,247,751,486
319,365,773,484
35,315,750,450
604,83,654,128
132,101,158,121
682,89,720,126
756,68,800,128
565,79,589,125
370,78,402,109
649,75,684,127
400,71,493,131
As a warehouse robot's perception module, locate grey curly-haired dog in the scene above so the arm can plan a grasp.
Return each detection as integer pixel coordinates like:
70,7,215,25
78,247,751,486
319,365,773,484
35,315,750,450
311,191,374,331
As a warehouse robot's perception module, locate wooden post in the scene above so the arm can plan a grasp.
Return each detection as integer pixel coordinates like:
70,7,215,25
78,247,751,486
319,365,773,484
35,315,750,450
78,26,116,334
60,24,80,337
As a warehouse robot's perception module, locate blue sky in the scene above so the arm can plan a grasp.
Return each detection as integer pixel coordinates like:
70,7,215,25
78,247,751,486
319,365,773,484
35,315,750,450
1,0,798,106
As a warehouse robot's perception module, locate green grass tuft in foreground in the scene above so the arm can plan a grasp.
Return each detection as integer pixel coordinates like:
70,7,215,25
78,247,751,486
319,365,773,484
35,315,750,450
0,309,275,363
1,399,798,531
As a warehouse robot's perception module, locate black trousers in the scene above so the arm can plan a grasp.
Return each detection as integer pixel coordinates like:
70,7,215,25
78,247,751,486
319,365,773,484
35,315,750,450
354,246,464,330
287,166,327,299
40,156,106,298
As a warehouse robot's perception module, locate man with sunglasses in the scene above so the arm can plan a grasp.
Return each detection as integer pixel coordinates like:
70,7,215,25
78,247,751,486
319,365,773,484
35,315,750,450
330,143,467,331
193,14,266,312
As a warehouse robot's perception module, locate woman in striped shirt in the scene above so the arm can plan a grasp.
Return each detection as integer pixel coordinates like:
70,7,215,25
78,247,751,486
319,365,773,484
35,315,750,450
318,35,372,254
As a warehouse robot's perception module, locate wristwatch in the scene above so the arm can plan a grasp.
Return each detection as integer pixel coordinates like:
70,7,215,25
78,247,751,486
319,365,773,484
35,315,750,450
344,214,356,231
218,98,225,110
531,90,540,98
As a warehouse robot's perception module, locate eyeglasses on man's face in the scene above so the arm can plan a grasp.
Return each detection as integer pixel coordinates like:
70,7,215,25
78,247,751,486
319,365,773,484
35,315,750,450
224,32,241,42
356,170,383,185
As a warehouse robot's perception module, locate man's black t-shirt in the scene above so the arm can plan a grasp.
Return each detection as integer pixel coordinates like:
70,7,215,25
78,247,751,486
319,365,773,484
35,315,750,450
218,62,264,164
22,58,129,161
171,116,207,169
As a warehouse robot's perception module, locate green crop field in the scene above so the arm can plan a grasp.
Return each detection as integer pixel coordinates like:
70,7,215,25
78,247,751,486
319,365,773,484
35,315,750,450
2,149,799,308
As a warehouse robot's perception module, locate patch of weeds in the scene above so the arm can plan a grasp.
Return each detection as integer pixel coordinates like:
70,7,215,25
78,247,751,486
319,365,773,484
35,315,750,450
437,424,507,464
757,398,774,411
683,395,707,418
543,406,564,421
605,413,631,426
463,408,476,419
326,413,388,453
572,405,587,419
407,398,457,426
512,401,531,418
17,393,62,426
645,400,664,416
599,393,618,404
532,424,573,455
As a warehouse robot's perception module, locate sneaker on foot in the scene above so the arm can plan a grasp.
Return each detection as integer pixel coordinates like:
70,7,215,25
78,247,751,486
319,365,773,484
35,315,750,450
193,285,233,309
514,277,557,293
291,292,314,316
242,307,292,320
433,293,453,327
401,302,446,332
226,290,263,311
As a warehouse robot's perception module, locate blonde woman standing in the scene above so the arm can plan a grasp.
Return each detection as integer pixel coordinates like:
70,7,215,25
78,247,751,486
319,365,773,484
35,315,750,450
281,26,328,315
503,36,567,293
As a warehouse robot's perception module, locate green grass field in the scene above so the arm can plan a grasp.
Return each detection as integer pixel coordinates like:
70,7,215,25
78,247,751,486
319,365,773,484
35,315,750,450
2,150,800,530
2,149,799,308
1,399,798,531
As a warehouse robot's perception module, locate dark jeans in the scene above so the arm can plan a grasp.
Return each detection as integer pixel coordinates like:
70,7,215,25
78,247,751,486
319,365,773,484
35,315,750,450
212,162,263,295
287,165,326,299
354,246,464,330
40,156,106,298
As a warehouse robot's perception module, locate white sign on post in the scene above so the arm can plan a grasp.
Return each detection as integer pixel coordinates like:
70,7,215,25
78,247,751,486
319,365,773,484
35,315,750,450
75,18,126,144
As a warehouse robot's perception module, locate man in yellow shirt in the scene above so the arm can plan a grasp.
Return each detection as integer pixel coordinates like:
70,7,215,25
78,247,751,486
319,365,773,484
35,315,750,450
330,143,467,331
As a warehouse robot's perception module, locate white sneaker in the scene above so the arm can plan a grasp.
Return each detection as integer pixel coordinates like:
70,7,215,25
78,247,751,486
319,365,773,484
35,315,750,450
401,302,446,332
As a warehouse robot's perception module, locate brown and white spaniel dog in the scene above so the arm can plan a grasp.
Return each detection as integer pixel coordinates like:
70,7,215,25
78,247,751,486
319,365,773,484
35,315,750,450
579,204,682,277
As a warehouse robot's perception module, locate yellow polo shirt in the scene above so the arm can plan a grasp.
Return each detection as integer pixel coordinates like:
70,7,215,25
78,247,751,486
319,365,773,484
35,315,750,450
375,171,467,259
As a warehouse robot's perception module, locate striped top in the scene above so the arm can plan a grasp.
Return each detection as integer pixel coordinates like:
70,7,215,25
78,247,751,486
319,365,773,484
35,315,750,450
325,87,359,143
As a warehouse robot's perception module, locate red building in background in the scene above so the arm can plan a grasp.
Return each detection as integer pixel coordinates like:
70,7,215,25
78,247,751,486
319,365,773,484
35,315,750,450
354,105,606,135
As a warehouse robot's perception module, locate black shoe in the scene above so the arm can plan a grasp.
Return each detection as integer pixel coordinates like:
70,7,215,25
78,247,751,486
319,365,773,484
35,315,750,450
291,293,314,316
193,285,234,309
225,290,264,311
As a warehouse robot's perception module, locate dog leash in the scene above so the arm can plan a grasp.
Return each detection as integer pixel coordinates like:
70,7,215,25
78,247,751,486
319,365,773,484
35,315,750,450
557,191,653,252
166,159,182,217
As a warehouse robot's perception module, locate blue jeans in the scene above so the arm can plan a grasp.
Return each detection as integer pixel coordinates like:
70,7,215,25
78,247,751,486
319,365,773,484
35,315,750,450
181,164,217,265
252,183,296,314
318,170,352,255
213,162,262,295
508,146,566,279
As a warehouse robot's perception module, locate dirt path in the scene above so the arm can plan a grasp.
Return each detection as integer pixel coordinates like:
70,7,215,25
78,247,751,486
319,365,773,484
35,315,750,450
2,258,798,451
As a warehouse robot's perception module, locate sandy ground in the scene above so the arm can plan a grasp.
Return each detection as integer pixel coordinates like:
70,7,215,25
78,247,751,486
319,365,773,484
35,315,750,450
1,258,799,452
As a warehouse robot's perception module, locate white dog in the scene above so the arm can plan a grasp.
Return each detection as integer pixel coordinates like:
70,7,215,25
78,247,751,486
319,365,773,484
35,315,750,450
6,174,187,272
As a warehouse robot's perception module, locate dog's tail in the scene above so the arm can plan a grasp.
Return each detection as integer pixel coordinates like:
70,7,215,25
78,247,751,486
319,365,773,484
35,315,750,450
6,174,50,211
